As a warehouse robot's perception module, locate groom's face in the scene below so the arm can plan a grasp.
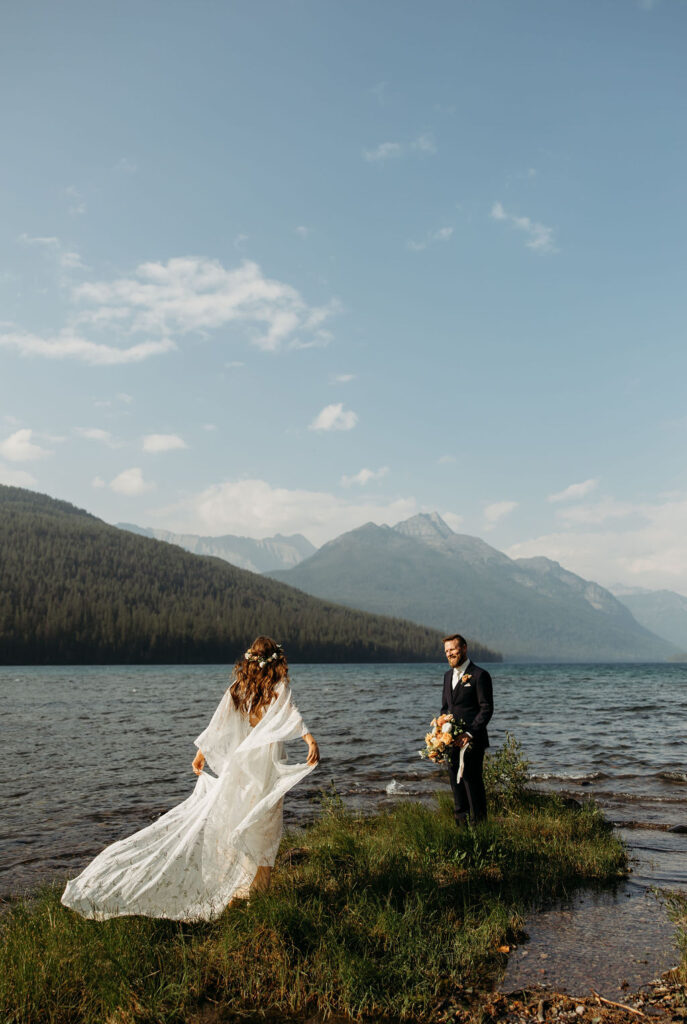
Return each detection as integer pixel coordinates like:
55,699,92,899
444,639,466,667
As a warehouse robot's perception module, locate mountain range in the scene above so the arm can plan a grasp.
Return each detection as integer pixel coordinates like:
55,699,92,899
1,487,495,665
611,585,687,653
270,512,676,662
118,524,316,574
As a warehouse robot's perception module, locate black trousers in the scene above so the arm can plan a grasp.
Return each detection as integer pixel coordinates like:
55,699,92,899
447,745,487,824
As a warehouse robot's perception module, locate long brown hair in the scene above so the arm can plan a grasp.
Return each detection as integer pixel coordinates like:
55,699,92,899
230,635,289,719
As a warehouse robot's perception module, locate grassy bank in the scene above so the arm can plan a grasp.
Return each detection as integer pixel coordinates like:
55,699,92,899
1,767,626,1024
664,890,687,984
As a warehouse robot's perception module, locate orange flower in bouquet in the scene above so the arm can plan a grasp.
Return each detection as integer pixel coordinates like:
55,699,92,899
419,713,470,765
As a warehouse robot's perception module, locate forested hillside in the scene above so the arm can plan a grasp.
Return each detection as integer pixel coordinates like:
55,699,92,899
0,487,499,664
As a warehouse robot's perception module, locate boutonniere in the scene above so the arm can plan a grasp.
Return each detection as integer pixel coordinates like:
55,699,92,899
461,674,472,686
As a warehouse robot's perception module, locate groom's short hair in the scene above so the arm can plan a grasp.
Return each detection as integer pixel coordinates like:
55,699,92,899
443,633,467,647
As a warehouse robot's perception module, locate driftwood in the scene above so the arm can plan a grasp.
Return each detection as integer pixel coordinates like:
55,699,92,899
591,989,648,1018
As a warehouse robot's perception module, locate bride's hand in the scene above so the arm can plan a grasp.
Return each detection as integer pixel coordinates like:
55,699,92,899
192,751,205,776
306,740,320,766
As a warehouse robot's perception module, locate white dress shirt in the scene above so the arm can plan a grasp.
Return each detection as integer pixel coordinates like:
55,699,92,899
451,658,471,691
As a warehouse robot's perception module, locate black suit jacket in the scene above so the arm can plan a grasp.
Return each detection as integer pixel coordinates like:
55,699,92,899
440,660,493,749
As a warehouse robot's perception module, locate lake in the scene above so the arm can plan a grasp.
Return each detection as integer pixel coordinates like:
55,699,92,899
2,661,686,893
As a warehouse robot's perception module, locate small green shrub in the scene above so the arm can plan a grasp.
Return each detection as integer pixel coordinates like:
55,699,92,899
484,731,530,808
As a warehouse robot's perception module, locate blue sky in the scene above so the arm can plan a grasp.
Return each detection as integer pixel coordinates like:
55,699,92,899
2,0,687,593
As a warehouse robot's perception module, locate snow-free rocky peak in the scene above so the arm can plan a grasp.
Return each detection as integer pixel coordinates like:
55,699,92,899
393,511,454,542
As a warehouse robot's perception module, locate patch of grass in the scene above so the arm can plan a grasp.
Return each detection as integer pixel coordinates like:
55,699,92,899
659,889,687,983
1,785,626,1023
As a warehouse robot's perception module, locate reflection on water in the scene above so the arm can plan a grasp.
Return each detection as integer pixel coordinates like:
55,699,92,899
2,662,686,992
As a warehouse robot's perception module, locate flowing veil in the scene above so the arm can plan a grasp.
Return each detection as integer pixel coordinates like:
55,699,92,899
61,683,315,921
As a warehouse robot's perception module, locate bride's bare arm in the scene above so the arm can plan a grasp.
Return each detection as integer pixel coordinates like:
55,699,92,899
192,749,205,775
303,732,319,766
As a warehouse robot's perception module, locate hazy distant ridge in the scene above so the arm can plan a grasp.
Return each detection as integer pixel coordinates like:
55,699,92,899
612,587,687,653
119,523,316,574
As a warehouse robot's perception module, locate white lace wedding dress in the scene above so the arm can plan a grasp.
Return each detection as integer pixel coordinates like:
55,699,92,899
61,682,315,921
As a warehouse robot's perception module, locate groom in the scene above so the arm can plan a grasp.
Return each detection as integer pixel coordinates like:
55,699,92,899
441,634,494,825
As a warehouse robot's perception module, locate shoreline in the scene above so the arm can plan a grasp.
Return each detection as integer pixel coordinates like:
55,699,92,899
494,794,685,999
1,792,684,1022
0,773,638,1023
449,971,687,1023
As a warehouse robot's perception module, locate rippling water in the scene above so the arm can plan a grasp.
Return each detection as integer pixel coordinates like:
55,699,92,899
2,661,687,995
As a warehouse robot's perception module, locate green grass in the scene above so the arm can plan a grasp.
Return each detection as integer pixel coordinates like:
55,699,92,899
1,785,626,1023
660,889,687,984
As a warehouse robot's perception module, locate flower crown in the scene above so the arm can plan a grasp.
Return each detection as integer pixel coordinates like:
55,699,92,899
244,643,283,669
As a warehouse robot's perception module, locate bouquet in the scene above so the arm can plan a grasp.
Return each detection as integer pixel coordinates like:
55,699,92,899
419,713,470,765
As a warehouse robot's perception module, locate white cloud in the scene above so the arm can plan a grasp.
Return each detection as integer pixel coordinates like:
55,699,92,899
309,403,358,431
75,427,116,446
60,251,87,271
484,500,518,528
555,498,634,526
92,476,106,488
109,467,154,496
548,478,598,503
0,429,52,462
440,511,464,533
142,433,188,453
438,454,456,464
233,234,249,249
202,423,217,432
295,226,309,238
18,233,60,249
225,360,245,369
157,477,418,546
363,133,437,163
341,466,389,487
0,329,176,365
490,201,557,253
18,232,87,280
0,463,37,487
407,226,454,252
332,373,355,383
363,142,403,163
65,186,86,215
93,392,134,409
73,257,337,352
411,132,437,155
4,256,336,367
508,493,687,594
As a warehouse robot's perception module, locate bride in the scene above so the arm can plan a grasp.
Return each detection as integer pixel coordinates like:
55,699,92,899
61,636,320,921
